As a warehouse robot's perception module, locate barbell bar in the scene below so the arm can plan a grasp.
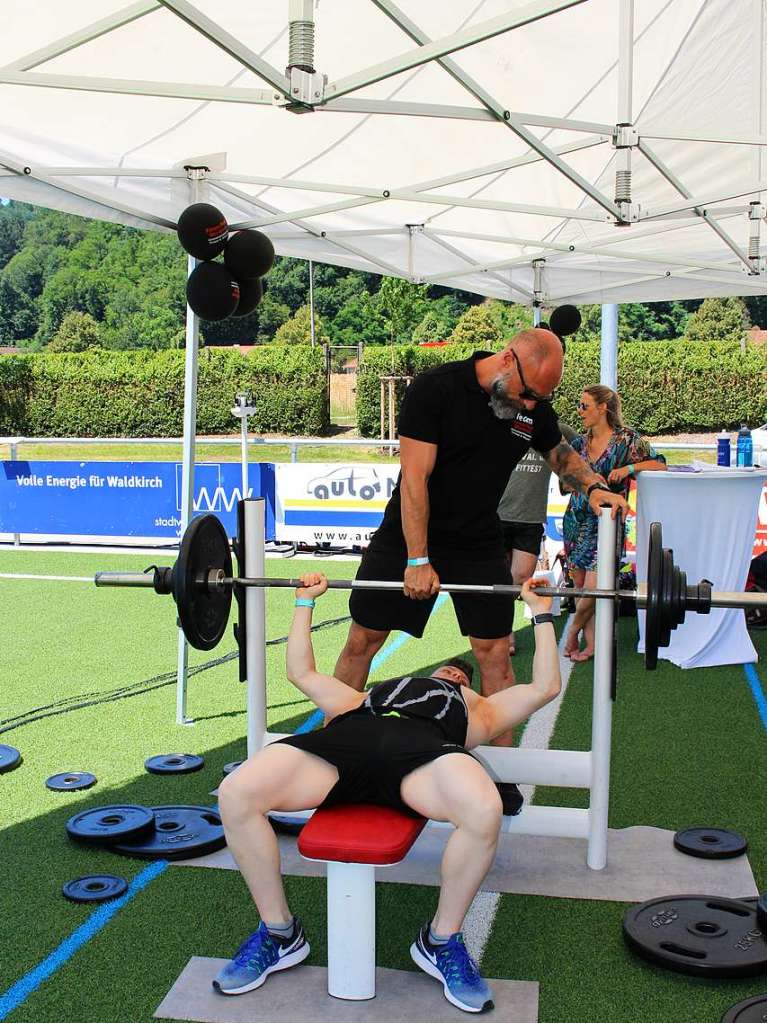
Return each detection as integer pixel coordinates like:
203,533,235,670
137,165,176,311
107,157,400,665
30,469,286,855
93,514,766,668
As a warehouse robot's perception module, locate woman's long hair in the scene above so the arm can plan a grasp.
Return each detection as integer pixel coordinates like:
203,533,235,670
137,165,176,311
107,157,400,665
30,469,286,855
584,384,623,430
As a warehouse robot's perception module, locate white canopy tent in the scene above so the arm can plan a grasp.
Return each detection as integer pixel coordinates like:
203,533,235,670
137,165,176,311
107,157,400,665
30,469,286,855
3,0,766,719
3,0,767,304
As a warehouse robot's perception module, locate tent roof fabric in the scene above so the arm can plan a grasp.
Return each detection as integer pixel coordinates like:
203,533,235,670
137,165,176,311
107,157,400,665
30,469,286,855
3,0,767,303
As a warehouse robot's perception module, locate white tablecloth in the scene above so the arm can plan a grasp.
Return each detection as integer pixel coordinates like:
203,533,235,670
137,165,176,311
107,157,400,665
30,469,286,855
636,469,767,668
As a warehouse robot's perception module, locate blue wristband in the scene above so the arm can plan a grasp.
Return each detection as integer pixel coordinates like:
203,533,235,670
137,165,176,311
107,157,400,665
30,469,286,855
294,598,315,608
627,464,636,477
407,557,430,567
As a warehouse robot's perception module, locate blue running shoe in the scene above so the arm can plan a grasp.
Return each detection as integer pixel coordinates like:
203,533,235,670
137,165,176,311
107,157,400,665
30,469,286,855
213,920,310,995
410,923,494,1013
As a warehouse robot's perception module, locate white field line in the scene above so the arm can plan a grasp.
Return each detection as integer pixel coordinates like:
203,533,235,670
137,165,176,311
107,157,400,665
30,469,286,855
465,619,576,964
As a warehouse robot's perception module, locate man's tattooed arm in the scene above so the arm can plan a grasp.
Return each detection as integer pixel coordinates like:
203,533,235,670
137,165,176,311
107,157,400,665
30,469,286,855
544,438,604,494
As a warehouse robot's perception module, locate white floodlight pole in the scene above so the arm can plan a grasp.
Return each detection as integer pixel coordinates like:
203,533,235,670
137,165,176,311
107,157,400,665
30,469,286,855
231,393,256,497
176,167,204,726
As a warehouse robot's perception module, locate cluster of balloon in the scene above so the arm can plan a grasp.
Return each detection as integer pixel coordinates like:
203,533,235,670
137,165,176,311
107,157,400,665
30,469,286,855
177,203,275,321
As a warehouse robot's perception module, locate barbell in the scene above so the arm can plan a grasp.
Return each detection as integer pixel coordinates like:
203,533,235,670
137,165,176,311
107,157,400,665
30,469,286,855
94,513,766,669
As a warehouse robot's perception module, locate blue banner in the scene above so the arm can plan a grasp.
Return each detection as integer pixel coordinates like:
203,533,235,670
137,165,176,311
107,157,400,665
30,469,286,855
0,461,275,539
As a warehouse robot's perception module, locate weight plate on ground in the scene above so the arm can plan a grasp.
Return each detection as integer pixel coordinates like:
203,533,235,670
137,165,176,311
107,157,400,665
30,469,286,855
0,744,21,773
145,753,204,775
46,771,97,792
722,994,767,1022
66,804,155,846
173,513,232,650
674,827,748,859
223,761,243,776
623,895,767,977
62,875,128,904
113,805,225,861
269,812,308,836
645,522,663,669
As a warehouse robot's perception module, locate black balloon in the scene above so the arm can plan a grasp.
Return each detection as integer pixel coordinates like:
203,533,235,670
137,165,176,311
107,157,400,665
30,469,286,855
187,262,240,321
224,230,275,279
232,276,263,318
177,203,229,261
549,304,582,338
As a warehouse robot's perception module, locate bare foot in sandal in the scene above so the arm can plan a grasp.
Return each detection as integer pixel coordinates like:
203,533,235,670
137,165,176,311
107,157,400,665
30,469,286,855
571,647,594,662
563,629,580,659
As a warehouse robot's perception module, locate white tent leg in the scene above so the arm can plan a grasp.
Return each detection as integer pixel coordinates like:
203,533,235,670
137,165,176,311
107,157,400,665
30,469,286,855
600,304,618,389
175,173,202,726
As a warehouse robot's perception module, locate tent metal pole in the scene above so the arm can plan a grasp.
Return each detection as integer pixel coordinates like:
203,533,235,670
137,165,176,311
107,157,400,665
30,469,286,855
600,305,618,390
309,259,316,346
176,169,203,727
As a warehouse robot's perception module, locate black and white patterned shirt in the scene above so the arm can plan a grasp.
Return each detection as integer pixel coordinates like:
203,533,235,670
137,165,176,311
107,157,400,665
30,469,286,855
364,675,468,745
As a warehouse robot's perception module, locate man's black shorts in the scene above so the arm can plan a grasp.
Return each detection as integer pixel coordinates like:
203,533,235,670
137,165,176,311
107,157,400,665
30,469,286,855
276,708,475,817
501,520,545,557
349,542,514,639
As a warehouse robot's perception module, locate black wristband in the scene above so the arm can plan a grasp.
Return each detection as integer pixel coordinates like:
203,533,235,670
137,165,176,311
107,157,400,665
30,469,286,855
586,482,610,498
532,612,554,626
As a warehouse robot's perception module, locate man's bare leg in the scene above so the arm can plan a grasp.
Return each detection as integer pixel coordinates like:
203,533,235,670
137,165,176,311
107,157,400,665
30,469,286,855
508,548,539,654
333,622,389,691
218,744,338,923
400,753,502,934
469,634,515,746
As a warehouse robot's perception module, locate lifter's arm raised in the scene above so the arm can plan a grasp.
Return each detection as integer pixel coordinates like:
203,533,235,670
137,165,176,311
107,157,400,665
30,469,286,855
286,574,366,719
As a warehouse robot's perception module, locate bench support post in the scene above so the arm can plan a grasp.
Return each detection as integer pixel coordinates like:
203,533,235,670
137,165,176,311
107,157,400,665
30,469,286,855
326,861,376,999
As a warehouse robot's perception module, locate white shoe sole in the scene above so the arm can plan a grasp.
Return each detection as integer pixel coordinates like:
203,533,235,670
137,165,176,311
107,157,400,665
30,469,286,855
409,941,492,1014
214,941,310,995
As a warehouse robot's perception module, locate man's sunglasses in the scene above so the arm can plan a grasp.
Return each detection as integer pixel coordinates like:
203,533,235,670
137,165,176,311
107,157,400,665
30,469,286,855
510,349,556,403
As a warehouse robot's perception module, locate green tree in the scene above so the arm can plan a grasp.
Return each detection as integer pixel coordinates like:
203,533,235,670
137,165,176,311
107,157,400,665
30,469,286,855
448,304,502,346
255,293,291,343
274,304,328,344
0,202,33,271
684,296,750,343
376,277,429,343
47,310,103,351
331,291,389,346
486,299,533,338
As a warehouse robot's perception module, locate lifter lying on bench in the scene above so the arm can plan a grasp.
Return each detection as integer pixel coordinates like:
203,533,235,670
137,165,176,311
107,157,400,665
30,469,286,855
215,572,561,1014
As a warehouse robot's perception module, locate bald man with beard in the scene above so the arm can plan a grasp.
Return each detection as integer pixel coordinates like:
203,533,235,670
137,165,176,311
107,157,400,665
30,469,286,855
333,329,627,816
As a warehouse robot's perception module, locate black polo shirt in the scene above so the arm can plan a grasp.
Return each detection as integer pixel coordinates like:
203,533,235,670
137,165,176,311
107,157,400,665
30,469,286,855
374,352,562,555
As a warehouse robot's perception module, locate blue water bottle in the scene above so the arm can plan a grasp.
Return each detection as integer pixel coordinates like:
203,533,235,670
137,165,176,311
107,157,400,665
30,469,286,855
736,424,753,467
717,429,731,466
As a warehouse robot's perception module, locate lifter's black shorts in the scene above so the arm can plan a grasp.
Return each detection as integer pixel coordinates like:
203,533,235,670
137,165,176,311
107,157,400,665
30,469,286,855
501,520,545,557
276,709,474,817
349,542,514,639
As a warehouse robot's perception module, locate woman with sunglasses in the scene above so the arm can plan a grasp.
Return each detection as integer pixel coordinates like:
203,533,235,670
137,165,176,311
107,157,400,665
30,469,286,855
562,385,667,661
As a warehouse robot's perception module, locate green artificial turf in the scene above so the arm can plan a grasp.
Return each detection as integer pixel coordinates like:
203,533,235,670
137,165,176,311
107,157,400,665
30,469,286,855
2,550,766,1023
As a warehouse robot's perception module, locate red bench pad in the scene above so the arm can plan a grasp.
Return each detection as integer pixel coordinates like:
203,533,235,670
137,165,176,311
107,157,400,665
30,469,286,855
297,804,427,865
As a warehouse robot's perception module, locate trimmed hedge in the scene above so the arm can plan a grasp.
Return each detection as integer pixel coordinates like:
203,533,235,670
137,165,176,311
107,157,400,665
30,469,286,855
357,341,767,436
0,346,329,437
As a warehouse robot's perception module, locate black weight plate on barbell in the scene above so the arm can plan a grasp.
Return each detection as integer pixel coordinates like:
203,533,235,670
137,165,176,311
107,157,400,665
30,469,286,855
145,753,204,775
66,804,155,846
623,895,767,977
113,804,225,861
46,771,97,792
62,874,128,904
223,761,243,776
660,548,674,650
758,893,767,933
722,994,767,1023
674,827,748,860
645,522,663,670
0,744,21,773
173,514,232,651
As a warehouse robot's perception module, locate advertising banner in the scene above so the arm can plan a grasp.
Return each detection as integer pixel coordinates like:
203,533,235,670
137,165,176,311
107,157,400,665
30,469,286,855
275,462,401,545
0,460,275,540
